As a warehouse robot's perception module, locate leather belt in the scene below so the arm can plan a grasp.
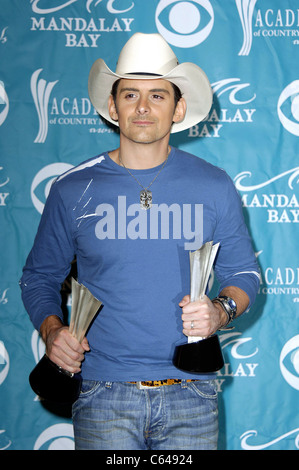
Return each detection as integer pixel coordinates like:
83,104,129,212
128,379,197,390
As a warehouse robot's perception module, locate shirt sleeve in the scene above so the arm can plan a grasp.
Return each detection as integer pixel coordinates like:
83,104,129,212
213,170,260,307
20,181,75,332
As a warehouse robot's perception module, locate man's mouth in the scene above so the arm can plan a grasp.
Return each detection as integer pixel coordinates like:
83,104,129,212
132,119,155,126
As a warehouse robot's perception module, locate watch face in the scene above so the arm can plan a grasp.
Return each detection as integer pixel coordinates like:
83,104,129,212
227,298,237,310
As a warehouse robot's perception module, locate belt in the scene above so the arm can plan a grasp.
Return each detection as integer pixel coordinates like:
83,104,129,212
128,379,197,390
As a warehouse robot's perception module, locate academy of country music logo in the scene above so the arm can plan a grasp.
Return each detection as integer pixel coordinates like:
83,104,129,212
255,250,299,300
30,69,115,143
236,0,299,56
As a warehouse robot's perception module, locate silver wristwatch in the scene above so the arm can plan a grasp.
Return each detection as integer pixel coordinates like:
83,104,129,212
212,295,237,328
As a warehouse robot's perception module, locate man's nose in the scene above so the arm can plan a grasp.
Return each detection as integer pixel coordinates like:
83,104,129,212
136,96,150,114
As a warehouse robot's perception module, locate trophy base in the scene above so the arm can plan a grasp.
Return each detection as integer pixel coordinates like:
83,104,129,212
29,355,82,404
173,334,224,373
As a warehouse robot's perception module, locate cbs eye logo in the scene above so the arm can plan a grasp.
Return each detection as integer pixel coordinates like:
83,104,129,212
34,424,74,450
280,335,299,390
0,81,9,126
31,162,73,214
155,0,214,48
277,80,299,136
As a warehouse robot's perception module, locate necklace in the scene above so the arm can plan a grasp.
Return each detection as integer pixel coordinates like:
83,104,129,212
119,148,170,210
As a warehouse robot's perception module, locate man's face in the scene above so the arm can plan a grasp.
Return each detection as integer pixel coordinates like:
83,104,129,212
108,78,185,145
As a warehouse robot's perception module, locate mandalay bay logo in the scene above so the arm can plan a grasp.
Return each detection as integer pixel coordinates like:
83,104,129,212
30,0,134,48
234,167,299,224
188,78,256,139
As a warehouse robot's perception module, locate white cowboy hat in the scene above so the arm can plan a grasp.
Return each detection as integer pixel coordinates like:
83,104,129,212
88,33,212,133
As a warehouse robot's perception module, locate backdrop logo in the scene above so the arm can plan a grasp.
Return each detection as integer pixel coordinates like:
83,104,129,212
236,0,258,55
238,2,299,55
31,70,114,142
31,0,134,14
30,0,135,48
257,250,299,299
280,335,299,390
0,430,11,450
0,288,8,305
31,69,58,143
235,167,299,223
155,0,214,48
0,166,9,207
0,27,8,44
31,330,45,366
0,341,9,385
216,331,259,392
277,81,299,136
188,78,256,138
30,331,46,401
34,423,74,450
31,162,74,213
240,428,299,450
0,81,9,126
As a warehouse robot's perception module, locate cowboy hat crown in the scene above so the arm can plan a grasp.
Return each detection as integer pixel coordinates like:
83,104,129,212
88,33,212,133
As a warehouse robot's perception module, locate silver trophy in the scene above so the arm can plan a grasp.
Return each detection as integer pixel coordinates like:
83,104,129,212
173,241,224,373
29,278,102,403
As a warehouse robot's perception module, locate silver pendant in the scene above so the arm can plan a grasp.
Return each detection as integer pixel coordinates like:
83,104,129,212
140,189,152,210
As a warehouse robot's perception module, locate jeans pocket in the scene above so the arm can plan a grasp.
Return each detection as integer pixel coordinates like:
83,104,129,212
72,380,102,418
188,380,218,400
79,379,101,396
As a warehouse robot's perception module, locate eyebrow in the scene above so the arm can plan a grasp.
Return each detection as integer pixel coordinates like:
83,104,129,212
119,87,171,95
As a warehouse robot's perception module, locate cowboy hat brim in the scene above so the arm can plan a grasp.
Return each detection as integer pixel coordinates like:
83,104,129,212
88,58,213,133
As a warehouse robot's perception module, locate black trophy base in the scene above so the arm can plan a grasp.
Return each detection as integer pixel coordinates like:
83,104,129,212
173,334,224,373
29,354,82,404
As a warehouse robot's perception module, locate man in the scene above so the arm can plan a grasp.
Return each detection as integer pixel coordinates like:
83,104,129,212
21,33,260,450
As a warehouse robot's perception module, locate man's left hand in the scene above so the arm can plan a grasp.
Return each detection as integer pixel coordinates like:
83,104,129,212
179,295,227,338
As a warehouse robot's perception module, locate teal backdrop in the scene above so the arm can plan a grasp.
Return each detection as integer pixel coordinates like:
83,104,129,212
1,0,299,450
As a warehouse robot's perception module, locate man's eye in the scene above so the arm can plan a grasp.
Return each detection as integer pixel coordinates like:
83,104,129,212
125,93,137,99
152,94,163,100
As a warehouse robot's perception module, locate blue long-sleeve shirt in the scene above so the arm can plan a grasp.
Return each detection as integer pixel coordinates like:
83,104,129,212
20,147,260,381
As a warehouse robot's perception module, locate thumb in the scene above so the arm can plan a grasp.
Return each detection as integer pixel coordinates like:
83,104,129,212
81,337,90,352
179,295,190,307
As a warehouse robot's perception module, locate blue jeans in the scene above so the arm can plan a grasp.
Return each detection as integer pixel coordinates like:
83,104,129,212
72,379,218,450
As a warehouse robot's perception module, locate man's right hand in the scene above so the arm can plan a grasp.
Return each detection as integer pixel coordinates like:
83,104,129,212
40,315,90,374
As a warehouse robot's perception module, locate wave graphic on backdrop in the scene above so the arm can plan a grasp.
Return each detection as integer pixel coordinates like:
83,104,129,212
31,69,58,143
234,168,299,191
240,428,299,450
236,0,258,55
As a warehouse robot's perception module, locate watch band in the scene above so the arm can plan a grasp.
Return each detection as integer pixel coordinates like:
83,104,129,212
212,295,237,328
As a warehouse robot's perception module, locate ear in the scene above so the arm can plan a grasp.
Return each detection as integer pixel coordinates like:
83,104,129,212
172,97,187,124
108,95,118,122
